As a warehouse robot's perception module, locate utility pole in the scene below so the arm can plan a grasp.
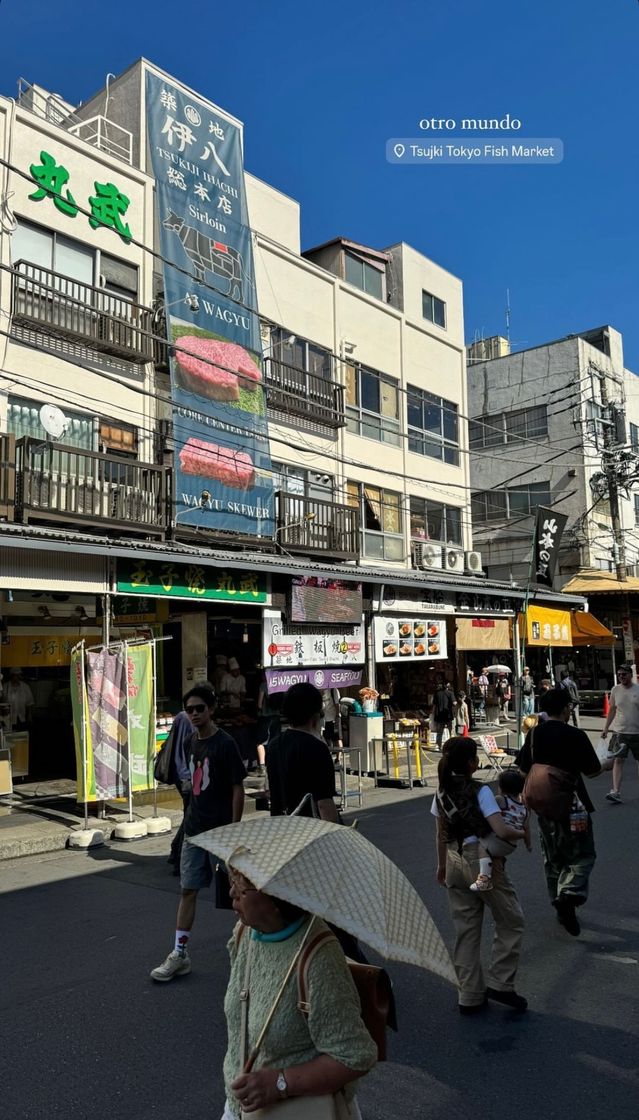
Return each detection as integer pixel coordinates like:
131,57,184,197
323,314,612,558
599,374,627,582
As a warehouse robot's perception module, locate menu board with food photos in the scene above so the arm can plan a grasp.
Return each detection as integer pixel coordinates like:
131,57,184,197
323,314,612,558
373,616,448,662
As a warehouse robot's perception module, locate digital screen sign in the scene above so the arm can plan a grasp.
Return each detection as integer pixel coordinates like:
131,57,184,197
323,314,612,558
290,578,363,625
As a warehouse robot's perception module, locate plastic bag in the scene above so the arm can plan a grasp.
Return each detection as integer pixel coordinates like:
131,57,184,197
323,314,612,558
595,738,609,764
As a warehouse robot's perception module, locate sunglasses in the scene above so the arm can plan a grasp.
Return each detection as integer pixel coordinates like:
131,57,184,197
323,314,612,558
185,703,207,714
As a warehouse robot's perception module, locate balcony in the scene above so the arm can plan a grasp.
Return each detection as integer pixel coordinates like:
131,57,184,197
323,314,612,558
14,438,169,538
0,434,16,522
263,357,345,429
276,491,359,561
11,262,154,364
17,78,134,164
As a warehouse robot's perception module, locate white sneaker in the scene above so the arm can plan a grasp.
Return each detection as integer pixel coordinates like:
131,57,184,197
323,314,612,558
605,790,622,804
150,949,192,982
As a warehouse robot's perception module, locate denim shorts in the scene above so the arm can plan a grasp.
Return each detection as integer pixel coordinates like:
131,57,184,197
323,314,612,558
610,733,639,761
180,837,216,890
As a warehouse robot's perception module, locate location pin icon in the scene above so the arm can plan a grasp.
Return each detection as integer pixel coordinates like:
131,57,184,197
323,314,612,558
393,143,405,158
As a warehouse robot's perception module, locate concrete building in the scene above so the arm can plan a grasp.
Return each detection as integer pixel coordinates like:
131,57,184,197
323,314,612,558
0,63,579,783
468,325,638,686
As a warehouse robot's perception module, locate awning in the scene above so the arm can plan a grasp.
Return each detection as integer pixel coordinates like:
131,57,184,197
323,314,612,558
523,605,572,647
562,569,639,595
570,611,615,647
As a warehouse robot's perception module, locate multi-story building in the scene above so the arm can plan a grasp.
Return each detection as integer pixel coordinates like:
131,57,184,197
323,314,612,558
0,63,578,782
468,324,637,686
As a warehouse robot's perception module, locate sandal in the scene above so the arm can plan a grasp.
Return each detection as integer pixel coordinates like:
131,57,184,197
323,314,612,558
470,874,493,892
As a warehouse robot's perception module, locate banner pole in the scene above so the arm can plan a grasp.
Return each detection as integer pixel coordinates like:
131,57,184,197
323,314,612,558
124,641,134,824
79,641,89,831
152,638,159,819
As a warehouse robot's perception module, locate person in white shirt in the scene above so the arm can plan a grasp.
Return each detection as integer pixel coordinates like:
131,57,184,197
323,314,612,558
6,669,35,730
601,663,639,803
220,658,246,710
321,687,342,748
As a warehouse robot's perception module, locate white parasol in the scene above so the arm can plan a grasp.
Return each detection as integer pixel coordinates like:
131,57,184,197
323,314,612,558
485,665,512,674
190,816,454,981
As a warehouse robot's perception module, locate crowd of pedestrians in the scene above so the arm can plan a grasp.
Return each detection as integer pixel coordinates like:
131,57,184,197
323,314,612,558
148,663,633,1114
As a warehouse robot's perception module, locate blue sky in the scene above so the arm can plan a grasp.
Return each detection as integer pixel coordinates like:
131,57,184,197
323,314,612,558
2,0,637,367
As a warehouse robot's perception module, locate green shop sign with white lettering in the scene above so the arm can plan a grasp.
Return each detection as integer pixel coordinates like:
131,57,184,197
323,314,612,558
28,150,132,242
116,559,267,603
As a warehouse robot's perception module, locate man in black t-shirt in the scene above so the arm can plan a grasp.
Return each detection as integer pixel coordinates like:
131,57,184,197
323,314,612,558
266,682,338,820
151,685,245,982
516,688,604,937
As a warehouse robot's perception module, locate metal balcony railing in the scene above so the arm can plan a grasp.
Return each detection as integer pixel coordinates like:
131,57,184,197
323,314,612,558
276,491,359,560
17,79,134,164
0,434,16,522
15,438,168,538
11,261,154,363
263,357,345,429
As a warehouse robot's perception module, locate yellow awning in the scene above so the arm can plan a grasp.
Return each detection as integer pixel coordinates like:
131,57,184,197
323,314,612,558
570,611,615,647
562,569,639,595
522,605,572,647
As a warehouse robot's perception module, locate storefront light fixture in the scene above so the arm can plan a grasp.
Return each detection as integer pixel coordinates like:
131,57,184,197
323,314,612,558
242,624,249,644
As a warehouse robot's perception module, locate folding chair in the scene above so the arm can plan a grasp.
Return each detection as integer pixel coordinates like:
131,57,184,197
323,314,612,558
476,735,511,780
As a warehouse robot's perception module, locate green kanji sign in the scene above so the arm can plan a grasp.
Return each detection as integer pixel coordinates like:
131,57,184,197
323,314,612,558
28,150,133,241
29,151,78,217
116,559,268,603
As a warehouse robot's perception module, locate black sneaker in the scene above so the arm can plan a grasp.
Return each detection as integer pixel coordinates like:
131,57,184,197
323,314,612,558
555,897,581,936
458,999,487,1016
486,987,528,1011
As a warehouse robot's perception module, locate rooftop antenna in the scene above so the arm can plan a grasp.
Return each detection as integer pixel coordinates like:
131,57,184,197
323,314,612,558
505,288,511,345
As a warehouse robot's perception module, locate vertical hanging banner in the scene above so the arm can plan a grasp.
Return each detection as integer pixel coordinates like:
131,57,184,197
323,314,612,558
533,506,568,587
126,644,156,792
86,649,129,799
70,645,96,803
146,71,274,537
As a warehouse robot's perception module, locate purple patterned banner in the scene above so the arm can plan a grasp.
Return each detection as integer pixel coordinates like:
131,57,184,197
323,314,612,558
86,649,128,799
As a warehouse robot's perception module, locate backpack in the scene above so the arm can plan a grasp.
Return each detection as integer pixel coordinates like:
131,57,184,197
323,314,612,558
297,928,394,1062
522,729,576,820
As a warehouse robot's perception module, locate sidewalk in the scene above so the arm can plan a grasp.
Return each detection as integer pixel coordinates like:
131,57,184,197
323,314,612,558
0,717,604,861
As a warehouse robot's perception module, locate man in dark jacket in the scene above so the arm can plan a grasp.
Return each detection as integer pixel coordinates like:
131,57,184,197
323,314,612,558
433,679,454,748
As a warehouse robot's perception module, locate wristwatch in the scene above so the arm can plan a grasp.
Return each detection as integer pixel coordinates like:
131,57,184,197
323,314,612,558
276,1071,288,1099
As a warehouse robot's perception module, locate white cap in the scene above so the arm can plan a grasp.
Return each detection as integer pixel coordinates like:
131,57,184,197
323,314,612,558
228,657,240,671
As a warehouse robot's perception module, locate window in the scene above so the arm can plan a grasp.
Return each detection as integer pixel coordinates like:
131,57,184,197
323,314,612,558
272,463,334,501
470,405,548,449
99,422,138,456
347,481,404,560
407,386,459,465
471,481,551,523
11,218,138,298
422,290,446,328
344,252,384,300
631,423,639,452
409,496,462,546
345,365,400,446
635,494,639,528
268,327,333,379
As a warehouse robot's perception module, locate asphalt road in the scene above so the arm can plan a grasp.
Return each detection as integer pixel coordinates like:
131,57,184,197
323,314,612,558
2,764,638,1120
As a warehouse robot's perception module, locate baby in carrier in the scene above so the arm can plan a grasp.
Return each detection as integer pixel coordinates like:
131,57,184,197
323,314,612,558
471,768,531,892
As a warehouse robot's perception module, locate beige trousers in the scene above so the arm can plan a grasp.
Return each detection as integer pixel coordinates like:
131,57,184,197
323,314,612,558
445,842,524,1007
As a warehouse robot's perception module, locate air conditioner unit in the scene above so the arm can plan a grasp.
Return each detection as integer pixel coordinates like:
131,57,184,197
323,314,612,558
465,549,483,574
443,547,464,572
414,542,444,570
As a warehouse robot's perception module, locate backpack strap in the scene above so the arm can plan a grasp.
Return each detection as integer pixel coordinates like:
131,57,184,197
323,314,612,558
296,929,335,1015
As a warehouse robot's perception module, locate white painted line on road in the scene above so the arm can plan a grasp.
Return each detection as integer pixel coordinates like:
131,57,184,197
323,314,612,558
591,953,637,964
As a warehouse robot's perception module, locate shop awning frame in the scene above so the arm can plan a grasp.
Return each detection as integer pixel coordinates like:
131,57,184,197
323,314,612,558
0,522,587,609
570,611,615,647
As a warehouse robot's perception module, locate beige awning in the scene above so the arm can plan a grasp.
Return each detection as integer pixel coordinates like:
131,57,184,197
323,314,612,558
562,569,639,595
455,617,511,651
